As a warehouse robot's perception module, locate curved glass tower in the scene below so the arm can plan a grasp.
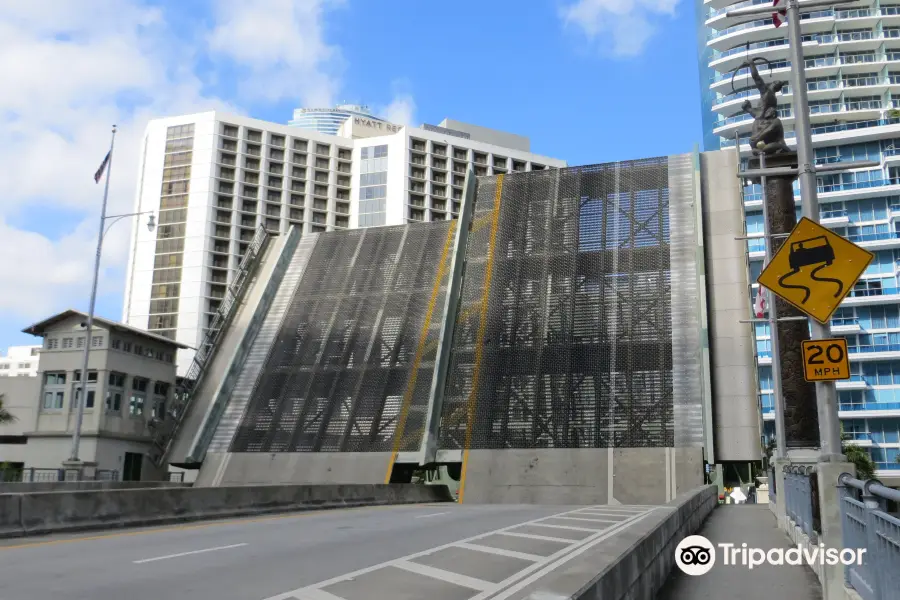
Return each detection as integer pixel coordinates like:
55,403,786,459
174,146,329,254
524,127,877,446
698,0,900,475
288,104,386,136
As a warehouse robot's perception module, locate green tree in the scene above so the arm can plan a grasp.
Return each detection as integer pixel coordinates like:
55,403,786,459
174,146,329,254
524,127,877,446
841,431,876,481
0,394,15,425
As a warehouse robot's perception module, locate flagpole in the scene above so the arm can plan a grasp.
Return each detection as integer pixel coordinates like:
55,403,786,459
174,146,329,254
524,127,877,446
70,125,117,463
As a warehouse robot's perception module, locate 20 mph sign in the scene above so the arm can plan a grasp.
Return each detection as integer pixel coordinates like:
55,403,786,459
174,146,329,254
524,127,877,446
801,338,850,382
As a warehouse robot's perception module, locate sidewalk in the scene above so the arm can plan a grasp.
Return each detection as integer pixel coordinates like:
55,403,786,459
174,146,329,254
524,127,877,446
656,504,822,600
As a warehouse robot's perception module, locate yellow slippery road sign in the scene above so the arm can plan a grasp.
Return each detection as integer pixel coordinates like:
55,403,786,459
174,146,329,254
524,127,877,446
801,338,850,382
757,217,874,324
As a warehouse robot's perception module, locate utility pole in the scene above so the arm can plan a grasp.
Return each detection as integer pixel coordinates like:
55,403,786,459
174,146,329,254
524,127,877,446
725,2,862,597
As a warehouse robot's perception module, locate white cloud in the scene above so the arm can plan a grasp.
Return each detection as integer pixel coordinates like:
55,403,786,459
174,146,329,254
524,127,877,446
560,0,680,56
207,0,345,106
0,0,340,325
383,94,417,127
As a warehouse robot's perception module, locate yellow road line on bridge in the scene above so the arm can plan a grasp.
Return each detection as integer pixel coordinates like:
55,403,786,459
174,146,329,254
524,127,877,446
458,175,504,503
384,220,458,483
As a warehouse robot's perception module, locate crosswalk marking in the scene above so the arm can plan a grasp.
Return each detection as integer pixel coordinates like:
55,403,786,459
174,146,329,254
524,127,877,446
392,560,494,591
547,515,619,524
455,542,544,562
529,522,600,532
494,531,577,544
291,589,347,600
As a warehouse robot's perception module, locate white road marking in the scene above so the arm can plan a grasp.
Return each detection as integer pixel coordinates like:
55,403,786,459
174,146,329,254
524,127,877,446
546,515,619,524
578,507,647,514
392,560,493,591
483,511,656,600
455,542,544,562
528,522,599,532
292,589,348,600
572,510,631,518
262,506,652,600
494,531,576,544
132,543,247,564
415,512,449,519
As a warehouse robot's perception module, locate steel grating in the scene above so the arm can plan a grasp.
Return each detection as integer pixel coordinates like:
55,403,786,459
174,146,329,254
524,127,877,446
438,158,705,451
229,221,456,454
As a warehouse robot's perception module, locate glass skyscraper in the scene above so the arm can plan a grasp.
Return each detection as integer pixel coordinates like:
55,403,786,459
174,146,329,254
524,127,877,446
697,0,900,475
288,104,386,136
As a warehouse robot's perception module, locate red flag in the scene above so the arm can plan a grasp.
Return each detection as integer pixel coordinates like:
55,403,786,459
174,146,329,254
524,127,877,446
754,287,767,319
772,0,787,27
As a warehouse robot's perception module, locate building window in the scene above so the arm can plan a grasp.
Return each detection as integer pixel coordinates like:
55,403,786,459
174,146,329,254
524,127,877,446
152,382,169,419
76,337,85,349
62,338,73,349
130,378,148,417
43,390,64,410
91,336,103,348
122,341,132,353
42,371,67,410
18,363,29,369
358,145,389,227
73,371,98,383
107,372,125,412
73,387,96,409
46,338,58,350
111,338,121,350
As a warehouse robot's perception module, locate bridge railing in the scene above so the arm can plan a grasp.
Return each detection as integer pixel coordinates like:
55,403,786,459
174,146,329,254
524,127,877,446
784,465,819,542
838,473,900,600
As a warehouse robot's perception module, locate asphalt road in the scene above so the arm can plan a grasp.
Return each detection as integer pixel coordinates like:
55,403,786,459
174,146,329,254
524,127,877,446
0,502,655,600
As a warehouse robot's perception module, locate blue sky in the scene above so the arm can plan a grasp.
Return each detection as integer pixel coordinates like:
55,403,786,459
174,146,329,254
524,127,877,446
0,0,703,351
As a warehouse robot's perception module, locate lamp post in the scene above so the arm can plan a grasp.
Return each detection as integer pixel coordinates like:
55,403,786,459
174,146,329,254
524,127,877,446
69,208,157,463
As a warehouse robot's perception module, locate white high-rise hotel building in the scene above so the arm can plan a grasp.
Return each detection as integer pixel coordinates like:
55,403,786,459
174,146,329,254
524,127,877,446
698,0,900,473
122,109,565,374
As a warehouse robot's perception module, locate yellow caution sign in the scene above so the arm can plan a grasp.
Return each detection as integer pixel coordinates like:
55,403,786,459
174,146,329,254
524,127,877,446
801,338,850,382
757,217,874,324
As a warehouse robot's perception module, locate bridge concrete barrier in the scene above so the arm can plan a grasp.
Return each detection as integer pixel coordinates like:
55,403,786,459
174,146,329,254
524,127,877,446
504,485,718,600
0,481,189,494
0,494,21,538
1,483,453,539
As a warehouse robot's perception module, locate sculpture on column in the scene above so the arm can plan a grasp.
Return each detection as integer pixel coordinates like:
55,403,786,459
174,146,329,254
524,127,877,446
735,58,792,156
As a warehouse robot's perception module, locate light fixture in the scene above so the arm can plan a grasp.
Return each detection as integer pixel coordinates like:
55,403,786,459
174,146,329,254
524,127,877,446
147,214,156,232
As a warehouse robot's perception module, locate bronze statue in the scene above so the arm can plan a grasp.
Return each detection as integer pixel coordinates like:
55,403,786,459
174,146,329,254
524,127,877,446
737,58,792,156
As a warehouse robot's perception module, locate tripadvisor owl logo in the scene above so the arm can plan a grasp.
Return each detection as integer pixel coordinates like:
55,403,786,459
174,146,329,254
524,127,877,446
675,535,716,576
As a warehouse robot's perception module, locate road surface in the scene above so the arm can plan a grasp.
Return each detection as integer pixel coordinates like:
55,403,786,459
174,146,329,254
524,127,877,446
0,502,657,600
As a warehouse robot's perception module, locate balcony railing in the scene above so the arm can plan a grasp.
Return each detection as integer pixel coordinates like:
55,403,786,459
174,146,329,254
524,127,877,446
708,0,770,19
819,178,900,194
831,316,859,326
847,342,900,352
841,401,900,411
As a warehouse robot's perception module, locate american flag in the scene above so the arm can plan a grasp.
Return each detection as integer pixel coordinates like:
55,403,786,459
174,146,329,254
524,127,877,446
94,150,111,184
772,0,787,28
754,287,767,319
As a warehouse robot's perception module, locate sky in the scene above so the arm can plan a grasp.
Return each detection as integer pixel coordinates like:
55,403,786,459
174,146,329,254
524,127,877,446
0,0,703,350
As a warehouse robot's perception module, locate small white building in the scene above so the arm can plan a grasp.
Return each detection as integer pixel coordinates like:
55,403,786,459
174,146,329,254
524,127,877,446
0,345,41,377
0,309,188,481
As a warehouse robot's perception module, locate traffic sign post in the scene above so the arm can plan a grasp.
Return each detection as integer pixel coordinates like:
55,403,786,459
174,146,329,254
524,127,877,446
801,338,850,382
757,217,874,324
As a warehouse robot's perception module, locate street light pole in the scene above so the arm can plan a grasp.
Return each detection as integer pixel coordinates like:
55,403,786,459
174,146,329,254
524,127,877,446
726,0,858,463
70,126,117,463
784,0,843,461
69,126,157,464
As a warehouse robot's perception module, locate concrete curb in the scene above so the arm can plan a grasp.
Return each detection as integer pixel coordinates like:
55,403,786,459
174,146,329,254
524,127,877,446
1,483,453,539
